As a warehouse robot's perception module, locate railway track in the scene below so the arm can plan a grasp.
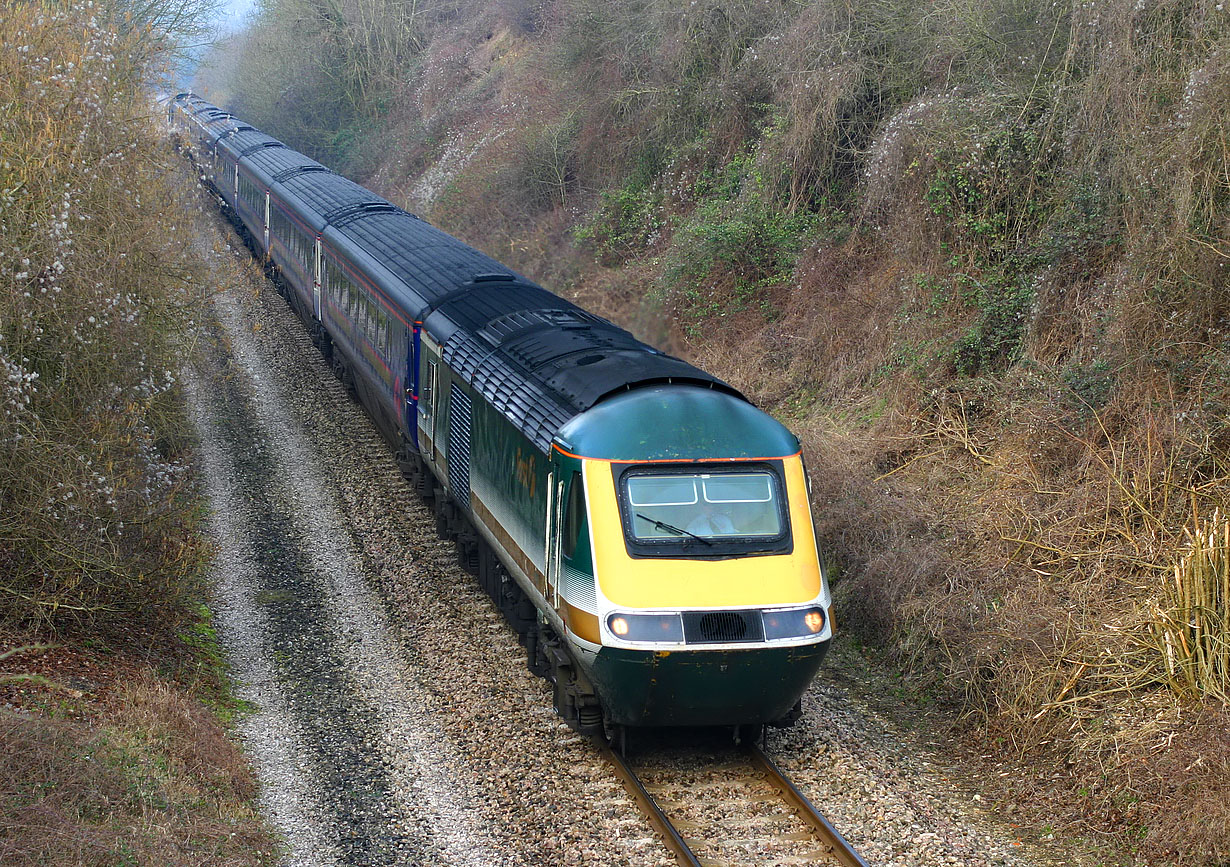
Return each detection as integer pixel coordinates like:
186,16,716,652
602,731,868,867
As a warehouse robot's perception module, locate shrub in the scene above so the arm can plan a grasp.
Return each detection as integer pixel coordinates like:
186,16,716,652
574,177,664,266
0,2,208,636
658,144,829,330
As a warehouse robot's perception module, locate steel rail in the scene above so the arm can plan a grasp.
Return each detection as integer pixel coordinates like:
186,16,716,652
599,737,870,867
747,742,871,867
598,740,703,867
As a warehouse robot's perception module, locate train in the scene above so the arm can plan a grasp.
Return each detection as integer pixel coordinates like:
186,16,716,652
166,93,834,738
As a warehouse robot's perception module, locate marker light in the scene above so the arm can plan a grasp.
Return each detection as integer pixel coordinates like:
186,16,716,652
605,612,685,643
762,607,827,641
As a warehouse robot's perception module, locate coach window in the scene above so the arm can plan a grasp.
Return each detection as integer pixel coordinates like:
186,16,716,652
296,229,310,272
329,261,344,305
376,309,388,355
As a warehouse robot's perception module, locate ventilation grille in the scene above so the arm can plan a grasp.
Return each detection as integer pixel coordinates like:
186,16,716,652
447,383,472,509
560,564,597,611
682,611,765,645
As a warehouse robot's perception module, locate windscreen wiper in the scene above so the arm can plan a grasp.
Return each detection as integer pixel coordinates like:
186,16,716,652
635,513,712,545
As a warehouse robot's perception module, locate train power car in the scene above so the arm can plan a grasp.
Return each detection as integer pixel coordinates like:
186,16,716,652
168,93,835,737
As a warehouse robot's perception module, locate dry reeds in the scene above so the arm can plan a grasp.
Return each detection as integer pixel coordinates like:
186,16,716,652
1153,508,1230,704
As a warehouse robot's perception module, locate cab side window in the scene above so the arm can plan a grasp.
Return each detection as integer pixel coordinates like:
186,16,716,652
561,471,586,561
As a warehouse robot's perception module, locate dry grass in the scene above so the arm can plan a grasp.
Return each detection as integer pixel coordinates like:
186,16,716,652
1151,508,1230,703
0,642,275,867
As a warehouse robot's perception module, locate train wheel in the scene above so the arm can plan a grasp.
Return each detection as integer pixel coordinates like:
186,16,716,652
455,537,479,576
526,620,552,679
395,446,420,482
434,500,451,539
476,543,501,602
415,469,435,502
734,723,764,746
604,719,627,756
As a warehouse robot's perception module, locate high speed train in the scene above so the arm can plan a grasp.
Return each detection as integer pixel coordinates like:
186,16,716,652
168,93,834,737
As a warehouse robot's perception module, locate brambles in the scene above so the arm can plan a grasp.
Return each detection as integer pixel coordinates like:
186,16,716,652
0,1,208,637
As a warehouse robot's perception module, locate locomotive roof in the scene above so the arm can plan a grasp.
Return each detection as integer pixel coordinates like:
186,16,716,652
556,386,799,461
427,282,735,452
184,97,742,453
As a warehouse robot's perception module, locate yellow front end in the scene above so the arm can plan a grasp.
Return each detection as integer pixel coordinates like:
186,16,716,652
585,454,831,640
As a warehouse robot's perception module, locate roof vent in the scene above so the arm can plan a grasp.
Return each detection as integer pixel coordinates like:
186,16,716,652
272,165,331,183
322,201,399,226
239,140,285,157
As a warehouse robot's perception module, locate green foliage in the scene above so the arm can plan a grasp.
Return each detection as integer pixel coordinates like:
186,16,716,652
948,268,1036,376
659,146,828,330
915,105,1061,374
1062,359,1116,414
575,178,664,265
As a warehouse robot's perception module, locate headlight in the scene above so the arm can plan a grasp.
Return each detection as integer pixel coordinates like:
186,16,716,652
762,606,826,640
605,612,684,643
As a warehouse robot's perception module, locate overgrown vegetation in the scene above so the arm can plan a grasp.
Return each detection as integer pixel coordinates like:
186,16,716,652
204,0,1228,861
2,2,275,862
1,648,275,866
1,1,212,636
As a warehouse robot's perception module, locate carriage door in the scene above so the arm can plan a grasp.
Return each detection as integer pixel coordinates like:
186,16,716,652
546,474,565,607
262,192,271,255
549,469,585,610
418,353,439,460
312,236,323,320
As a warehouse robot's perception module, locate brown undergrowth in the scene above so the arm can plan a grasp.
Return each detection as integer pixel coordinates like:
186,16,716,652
0,637,276,867
680,278,1230,862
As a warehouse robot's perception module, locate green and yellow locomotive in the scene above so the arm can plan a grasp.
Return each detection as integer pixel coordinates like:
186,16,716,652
170,93,833,736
